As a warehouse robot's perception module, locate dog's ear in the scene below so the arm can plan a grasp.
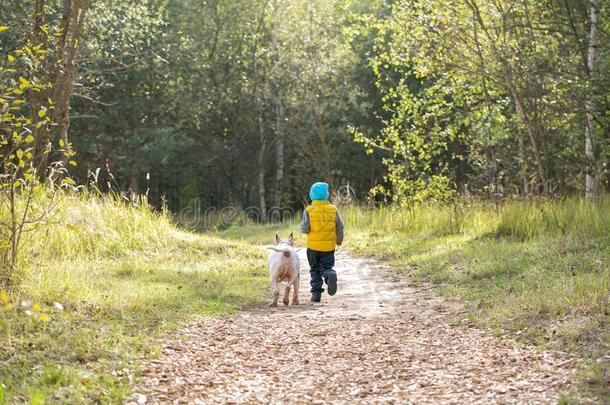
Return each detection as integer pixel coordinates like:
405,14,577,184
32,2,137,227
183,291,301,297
289,232,294,240
275,234,281,244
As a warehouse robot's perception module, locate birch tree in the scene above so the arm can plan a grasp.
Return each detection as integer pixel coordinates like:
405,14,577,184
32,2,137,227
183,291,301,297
585,0,600,199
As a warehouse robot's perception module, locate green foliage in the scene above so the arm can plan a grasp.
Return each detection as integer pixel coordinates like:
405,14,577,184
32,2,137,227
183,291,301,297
350,0,610,202
0,25,76,288
3,0,610,211
60,0,386,210
0,28,52,175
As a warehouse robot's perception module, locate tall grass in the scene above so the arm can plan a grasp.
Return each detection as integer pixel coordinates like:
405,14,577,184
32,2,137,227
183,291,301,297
340,202,493,236
338,197,609,400
34,193,176,260
496,198,610,240
1,192,268,404
340,197,610,241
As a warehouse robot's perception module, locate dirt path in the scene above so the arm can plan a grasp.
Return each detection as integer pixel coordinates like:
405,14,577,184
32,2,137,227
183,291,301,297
132,250,575,404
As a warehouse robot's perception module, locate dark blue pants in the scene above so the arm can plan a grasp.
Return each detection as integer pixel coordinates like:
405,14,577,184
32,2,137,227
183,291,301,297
307,249,336,293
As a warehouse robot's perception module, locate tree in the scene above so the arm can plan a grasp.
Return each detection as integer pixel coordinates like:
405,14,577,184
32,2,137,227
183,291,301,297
351,0,609,202
584,0,600,199
0,26,74,288
32,0,90,174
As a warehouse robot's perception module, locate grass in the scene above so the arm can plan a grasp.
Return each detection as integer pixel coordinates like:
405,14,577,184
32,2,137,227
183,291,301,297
219,198,610,401
347,199,610,401
0,194,268,404
4,194,607,402
217,221,301,245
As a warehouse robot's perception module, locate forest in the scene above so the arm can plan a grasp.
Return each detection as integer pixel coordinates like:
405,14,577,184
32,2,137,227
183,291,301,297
2,0,609,214
0,0,609,403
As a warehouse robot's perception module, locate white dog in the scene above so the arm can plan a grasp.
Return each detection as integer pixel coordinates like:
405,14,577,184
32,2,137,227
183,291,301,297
266,233,300,307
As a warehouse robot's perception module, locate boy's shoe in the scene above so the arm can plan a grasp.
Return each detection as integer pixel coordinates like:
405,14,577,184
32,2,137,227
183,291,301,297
326,273,337,296
311,291,322,303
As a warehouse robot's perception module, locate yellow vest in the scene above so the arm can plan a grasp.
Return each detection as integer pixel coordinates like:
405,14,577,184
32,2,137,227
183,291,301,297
306,200,337,252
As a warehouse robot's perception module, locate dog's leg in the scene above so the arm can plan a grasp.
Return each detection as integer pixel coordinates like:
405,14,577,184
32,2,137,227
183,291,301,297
283,286,290,306
291,275,300,305
270,278,279,307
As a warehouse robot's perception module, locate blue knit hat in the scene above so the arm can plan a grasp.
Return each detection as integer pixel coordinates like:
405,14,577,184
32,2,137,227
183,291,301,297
309,182,329,201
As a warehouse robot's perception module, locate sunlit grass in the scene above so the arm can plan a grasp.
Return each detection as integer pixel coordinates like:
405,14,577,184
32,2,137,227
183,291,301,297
342,198,609,400
341,200,609,343
0,193,267,404
216,222,297,245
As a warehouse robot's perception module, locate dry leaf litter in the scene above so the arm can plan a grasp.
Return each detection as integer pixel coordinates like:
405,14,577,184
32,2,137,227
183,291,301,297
132,250,576,404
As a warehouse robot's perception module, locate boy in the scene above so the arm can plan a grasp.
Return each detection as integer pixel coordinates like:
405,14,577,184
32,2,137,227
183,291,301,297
300,182,344,303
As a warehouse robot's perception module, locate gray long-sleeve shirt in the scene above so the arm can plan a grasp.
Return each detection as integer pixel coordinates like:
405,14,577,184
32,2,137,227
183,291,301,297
300,208,344,245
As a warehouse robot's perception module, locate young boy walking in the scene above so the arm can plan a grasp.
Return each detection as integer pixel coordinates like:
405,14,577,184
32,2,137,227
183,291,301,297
300,182,344,302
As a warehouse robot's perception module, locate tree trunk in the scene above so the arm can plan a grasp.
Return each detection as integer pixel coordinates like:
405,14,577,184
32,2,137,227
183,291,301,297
518,134,529,196
59,0,89,168
251,6,267,221
32,0,89,177
585,0,599,200
129,161,139,197
315,111,332,180
507,83,548,194
273,96,284,209
257,124,267,221
254,60,267,221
